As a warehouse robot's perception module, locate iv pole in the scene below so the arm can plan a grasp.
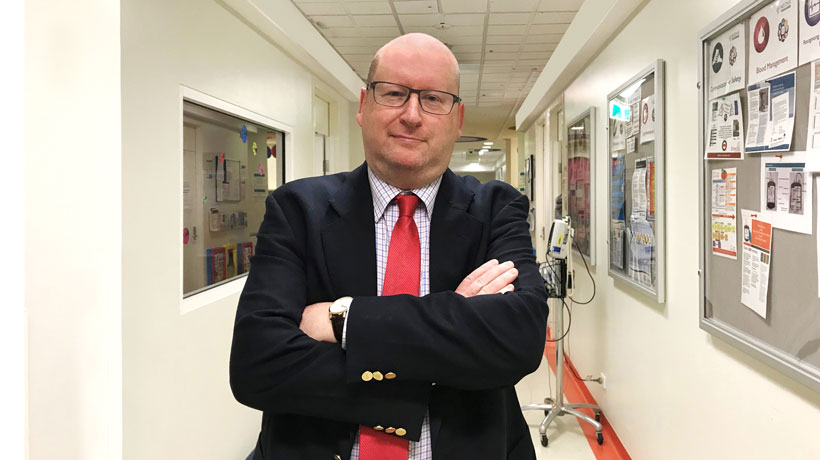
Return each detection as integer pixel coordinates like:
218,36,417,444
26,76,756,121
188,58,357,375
521,217,604,447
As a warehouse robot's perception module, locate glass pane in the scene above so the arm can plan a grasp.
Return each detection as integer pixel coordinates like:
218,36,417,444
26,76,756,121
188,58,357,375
182,100,285,297
609,71,658,292
567,112,592,259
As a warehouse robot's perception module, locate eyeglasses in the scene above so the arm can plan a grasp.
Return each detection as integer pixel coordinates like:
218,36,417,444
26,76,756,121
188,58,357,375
368,81,462,115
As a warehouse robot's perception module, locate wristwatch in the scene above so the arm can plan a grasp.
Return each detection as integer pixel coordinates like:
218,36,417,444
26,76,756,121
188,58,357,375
329,296,353,343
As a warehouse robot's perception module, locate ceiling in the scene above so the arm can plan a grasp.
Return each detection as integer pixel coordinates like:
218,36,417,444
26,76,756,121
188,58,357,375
291,0,584,171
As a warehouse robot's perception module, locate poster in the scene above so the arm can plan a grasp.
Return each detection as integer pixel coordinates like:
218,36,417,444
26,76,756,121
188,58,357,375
760,152,812,234
706,92,745,159
625,91,642,140
631,161,647,219
611,220,625,269
808,60,820,152
745,72,796,153
611,155,626,220
741,209,772,318
748,0,798,84
629,219,654,287
646,157,656,218
711,168,738,259
640,95,656,144
708,23,747,99
799,0,820,65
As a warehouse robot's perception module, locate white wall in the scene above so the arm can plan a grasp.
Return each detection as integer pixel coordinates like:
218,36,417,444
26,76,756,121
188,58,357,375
557,0,820,457
120,1,362,459
25,1,123,459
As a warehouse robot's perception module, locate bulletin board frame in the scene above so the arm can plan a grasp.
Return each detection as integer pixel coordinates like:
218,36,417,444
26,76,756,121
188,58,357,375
606,60,666,303
698,0,820,394
566,107,597,265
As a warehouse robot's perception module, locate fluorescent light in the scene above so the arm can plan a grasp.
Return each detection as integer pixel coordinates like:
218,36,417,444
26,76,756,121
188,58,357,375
483,141,493,146
479,149,488,155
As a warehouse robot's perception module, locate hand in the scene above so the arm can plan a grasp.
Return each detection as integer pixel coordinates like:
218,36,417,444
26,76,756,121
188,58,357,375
455,259,518,298
299,302,336,343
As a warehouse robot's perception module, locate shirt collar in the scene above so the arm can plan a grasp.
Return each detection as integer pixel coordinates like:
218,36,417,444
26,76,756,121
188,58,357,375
367,167,442,222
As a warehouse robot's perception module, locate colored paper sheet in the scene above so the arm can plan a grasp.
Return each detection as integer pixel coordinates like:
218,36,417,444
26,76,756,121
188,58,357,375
741,209,772,318
708,23,746,99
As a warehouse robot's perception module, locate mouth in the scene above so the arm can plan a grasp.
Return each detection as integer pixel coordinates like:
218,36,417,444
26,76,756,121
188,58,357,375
390,134,424,144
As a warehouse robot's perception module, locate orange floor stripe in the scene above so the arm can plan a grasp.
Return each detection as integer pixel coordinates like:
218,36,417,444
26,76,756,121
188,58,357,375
542,336,632,460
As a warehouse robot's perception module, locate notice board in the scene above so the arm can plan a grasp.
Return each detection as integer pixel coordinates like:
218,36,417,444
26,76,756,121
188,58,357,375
699,0,820,393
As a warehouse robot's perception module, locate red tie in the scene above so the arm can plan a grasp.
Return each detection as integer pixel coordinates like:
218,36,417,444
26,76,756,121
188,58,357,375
358,193,420,460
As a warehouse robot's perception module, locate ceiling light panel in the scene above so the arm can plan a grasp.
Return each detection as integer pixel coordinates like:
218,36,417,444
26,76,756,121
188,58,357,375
311,15,356,27
394,0,439,14
487,25,528,35
532,11,577,23
537,0,583,11
328,26,401,37
448,35,484,45
488,13,534,25
484,52,518,60
344,1,394,14
484,44,520,52
352,15,398,26
399,13,444,27
297,2,347,15
488,0,539,13
524,33,562,43
443,13,485,25
440,0,488,13
485,35,524,45
528,23,569,34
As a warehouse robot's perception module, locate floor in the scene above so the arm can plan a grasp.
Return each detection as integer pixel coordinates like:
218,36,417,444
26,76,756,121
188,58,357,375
516,355,598,460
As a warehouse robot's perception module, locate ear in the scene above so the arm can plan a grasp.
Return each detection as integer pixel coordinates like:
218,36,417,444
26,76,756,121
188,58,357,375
456,102,465,136
356,88,366,127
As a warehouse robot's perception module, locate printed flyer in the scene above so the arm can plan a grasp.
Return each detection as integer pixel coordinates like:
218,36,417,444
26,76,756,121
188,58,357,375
740,209,772,318
746,72,796,153
711,168,738,259
799,0,820,65
708,23,746,99
706,92,745,159
748,0,798,84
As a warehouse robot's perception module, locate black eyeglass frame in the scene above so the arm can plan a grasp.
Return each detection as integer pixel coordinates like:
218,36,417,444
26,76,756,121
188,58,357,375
367,81,462,115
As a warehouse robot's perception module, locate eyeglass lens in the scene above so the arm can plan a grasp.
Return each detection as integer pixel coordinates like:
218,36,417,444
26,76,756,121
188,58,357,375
372,82,456,115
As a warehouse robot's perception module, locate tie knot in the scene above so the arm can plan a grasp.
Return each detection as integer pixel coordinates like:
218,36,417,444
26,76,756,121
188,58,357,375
395,193,419,217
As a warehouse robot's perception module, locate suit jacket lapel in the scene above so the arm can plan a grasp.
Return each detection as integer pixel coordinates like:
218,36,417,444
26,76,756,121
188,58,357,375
320,163,378,298
429,169,484,293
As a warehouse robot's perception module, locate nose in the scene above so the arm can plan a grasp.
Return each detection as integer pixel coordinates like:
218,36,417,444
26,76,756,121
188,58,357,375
399,92,423,127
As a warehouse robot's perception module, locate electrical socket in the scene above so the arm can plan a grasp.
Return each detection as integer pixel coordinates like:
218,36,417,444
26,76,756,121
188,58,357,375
600,372,607,390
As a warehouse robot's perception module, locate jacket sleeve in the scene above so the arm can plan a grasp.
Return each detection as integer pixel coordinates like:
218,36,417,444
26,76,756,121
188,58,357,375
229,190,430,440
345,190,549,391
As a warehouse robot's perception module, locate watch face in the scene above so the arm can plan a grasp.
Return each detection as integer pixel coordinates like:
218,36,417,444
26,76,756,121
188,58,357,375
330,303,346,314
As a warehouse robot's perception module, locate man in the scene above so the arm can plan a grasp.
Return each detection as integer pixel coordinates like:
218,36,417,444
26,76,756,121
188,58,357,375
230,33,548,460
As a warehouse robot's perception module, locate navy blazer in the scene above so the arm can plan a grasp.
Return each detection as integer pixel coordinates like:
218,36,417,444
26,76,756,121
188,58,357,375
230,163,548,459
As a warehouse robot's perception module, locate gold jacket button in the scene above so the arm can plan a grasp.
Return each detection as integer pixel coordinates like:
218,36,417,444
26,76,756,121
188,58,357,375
334,455,342,460
385,372,397,380
361,371,373,382
385,427,396,434
395,428,407,437
372,371,384,381
373,425,384,431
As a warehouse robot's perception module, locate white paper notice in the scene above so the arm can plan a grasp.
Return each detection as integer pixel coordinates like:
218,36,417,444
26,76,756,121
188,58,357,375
640,95,656,144
741,209,772,318
706,92,745,159
799,0,820,65
632,163,647,219
761,152,812,233
611,119,626,151
746,72,796,152
749,0,798,84
712,168,738,259
708,23,747,99
807,60,820,156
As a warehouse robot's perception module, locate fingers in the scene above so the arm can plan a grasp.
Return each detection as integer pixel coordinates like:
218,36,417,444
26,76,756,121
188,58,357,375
455,259,519,297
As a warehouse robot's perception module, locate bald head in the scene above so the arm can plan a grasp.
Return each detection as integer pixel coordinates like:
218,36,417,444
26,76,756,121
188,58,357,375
367,33,460,92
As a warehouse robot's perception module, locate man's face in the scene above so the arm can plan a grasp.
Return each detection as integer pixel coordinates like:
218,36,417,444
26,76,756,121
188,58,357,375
356,43,464,189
